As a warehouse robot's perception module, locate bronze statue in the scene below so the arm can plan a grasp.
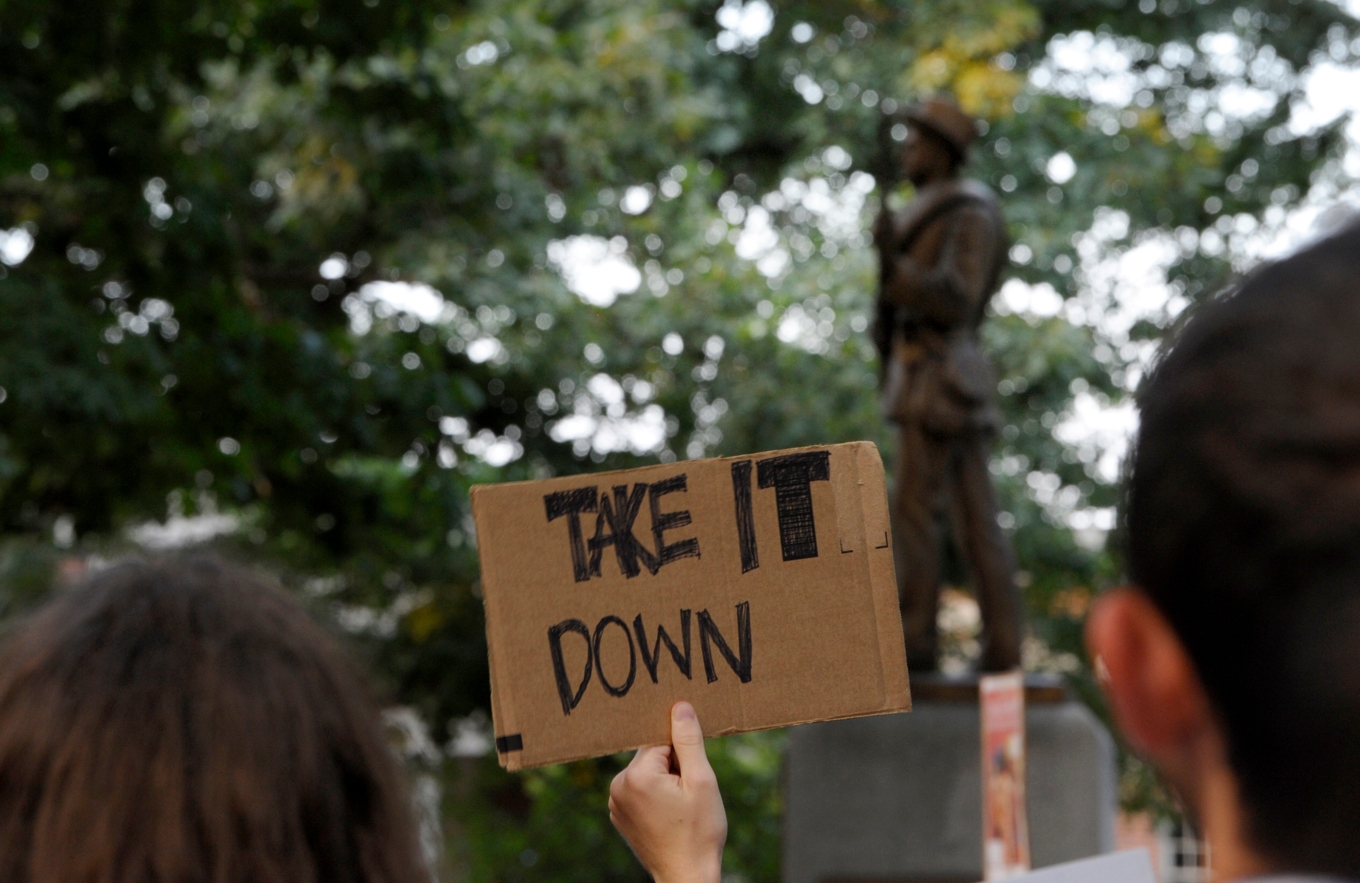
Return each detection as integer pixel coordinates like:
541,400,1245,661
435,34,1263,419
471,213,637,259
873,96,1023,672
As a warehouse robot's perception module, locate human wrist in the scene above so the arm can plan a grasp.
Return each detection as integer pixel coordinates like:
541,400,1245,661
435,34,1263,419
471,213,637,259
653,856,722,883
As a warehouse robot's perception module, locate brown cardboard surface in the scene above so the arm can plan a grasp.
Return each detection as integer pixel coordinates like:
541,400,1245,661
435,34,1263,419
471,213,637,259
471,441,911,769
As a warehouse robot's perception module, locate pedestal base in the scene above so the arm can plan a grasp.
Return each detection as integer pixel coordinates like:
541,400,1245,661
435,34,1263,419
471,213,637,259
782,679,1116,883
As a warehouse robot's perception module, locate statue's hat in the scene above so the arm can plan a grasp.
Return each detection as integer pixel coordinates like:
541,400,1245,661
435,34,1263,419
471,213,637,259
902,96,979,157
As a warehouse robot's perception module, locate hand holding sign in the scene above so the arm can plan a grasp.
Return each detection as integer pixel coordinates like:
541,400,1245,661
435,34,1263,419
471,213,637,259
472,442,910,768
609,702,727,883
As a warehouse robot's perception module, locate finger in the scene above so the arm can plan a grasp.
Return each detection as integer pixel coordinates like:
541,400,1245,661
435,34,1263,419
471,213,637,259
629,744,674,778
668,701,710,778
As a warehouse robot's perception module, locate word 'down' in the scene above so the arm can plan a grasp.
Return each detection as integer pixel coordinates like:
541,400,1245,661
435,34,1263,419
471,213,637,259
548,604,751,715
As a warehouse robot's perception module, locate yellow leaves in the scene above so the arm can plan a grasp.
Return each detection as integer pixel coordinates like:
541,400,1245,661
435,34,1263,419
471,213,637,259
569,760,599,788
1049,586,1092,619
911,50,954,91
908,51,1025,119
951,2,1039,59
1131,109,1179,147
906,0,1039,119
277,134,363,224
954,62,1025,118
407,600,445,643
591,11,683,80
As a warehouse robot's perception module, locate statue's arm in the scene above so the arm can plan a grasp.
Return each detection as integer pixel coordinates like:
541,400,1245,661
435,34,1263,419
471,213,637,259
874,205,898,285
882,205,998,328
872,206,899,367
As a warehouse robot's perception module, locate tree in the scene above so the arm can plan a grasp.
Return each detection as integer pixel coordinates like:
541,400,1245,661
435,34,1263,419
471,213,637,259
1,0,1354,878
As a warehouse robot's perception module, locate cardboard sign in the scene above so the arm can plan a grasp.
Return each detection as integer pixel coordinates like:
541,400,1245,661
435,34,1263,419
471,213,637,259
981,670,1031,880
471,442,911,769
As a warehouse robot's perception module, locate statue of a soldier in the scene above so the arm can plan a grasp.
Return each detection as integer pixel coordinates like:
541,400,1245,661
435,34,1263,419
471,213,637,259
873,96,1023,672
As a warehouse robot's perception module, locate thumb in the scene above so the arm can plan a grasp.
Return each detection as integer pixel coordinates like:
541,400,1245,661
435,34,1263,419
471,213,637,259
669,701,710,777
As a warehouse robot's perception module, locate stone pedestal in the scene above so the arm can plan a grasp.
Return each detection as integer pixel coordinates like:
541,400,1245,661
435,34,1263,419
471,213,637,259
783,677,1116,883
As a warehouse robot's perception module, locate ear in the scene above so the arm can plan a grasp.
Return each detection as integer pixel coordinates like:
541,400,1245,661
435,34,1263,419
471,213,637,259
1085,588,1213,766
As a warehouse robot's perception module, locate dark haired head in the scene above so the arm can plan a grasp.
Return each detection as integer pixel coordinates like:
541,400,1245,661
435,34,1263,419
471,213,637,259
0,556,429,883
1126,218,1360,875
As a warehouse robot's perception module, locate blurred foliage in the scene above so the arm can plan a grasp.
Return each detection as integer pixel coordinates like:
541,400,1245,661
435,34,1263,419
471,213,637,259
0,0,1355,878
443,732,782,881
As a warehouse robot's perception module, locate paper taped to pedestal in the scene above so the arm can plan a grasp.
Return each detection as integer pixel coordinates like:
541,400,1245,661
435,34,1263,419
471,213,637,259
471,441,912,769
982,670,1031,879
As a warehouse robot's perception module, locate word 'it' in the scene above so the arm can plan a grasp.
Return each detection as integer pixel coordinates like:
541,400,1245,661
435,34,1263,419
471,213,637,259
548,603,752,716
731,450,830,572
543,450,834,583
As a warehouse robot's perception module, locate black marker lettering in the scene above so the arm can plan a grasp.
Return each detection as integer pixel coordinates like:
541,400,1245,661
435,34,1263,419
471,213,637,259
698,602,752,684
756,451,831,561
633,610,693,682
586,499,616,578
592,615,637,697
589,484,660,578
616,484,661,575
731,460,759,573
544,487,599,582
548,619,593,715
650,475,700,566
551,605,750,710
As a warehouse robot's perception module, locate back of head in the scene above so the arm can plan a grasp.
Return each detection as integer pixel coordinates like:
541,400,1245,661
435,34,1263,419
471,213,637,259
1126,218,1360,875
0,556,428,883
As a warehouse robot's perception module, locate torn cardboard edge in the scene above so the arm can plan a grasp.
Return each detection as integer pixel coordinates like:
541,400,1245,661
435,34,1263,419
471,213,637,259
472,441,911,770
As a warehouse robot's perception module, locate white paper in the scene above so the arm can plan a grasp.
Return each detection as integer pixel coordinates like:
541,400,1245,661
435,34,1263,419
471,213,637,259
985,850,1156,883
